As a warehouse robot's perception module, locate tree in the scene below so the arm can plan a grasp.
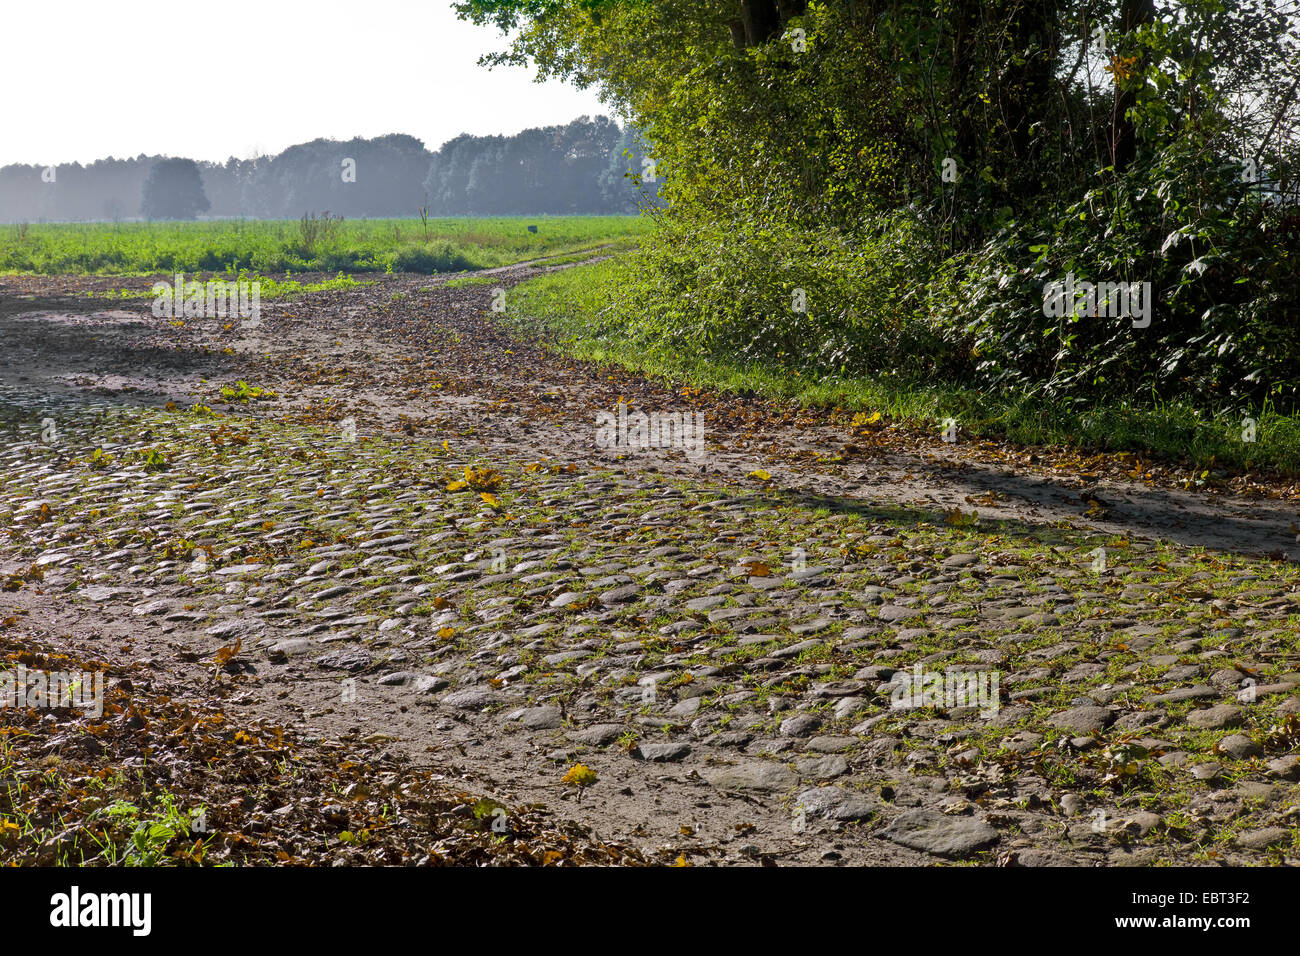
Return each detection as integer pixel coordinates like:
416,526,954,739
453,0,1296,228
423,117,629,214
141,158,210,220
453,0,1300,410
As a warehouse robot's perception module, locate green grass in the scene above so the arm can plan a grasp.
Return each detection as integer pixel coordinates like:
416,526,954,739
506,258,1300,477
246,271,369,298
443,274,507,290
438,241,630,288
86,270,372,301
0,216,648,276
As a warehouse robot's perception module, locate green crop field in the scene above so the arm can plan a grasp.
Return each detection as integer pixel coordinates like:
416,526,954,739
0,215,649,276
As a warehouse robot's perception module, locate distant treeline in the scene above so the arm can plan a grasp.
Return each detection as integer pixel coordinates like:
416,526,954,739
0,116,658,222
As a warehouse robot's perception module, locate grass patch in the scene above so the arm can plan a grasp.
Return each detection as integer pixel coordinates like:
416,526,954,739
1,216,648,276
443,274,504,290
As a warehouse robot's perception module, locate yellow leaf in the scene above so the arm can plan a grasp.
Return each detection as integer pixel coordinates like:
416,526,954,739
944,508,978,528
562,764,598,788
213,638,242,666
462,465,503,490
480,492,501,508
850,410,883,432
446,480,468,492
748,469,772,482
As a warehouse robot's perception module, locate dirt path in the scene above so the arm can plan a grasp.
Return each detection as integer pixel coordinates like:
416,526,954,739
5,265,1296,561
2,267,1299,866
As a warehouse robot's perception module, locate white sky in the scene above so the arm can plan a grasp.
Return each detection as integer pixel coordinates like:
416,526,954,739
1,0,611,166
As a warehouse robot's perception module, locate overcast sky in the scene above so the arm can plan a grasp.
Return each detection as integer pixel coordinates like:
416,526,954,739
2,0,611,166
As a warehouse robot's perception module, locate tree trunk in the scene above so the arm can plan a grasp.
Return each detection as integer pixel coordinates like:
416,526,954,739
1003,0,1059,169
739,0,783,47
949,0,981,170
1111,0,1156,172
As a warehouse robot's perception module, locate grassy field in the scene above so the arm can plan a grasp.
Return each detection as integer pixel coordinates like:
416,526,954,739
0,215,647,276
